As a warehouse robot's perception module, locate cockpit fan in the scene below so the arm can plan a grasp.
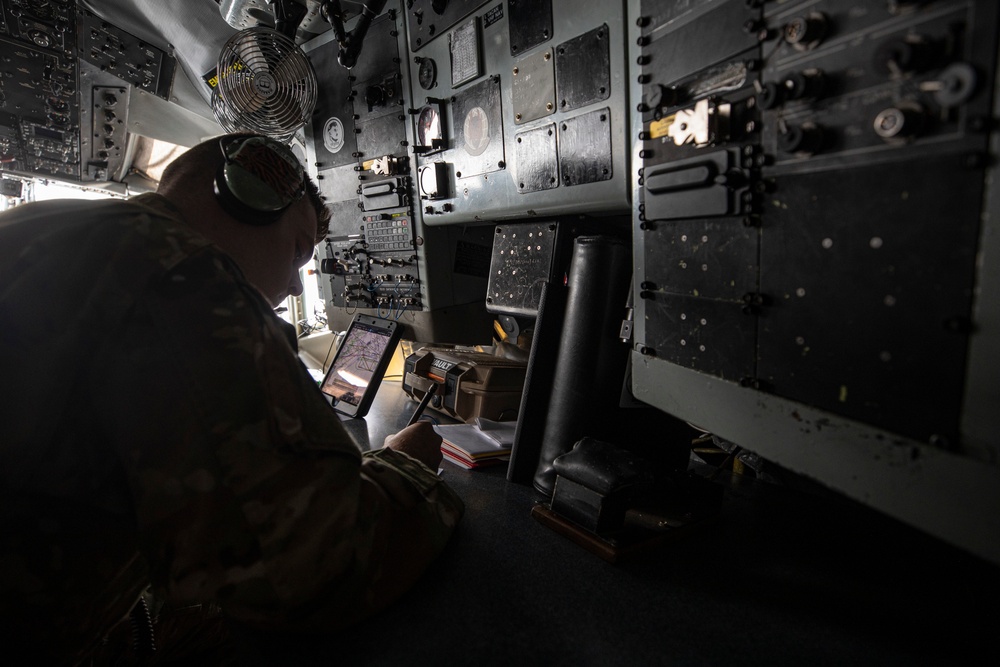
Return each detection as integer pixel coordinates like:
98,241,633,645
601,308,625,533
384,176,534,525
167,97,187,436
211,26,317,140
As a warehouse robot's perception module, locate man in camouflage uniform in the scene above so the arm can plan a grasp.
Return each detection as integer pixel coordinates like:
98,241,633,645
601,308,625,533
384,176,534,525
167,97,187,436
0,134,463,664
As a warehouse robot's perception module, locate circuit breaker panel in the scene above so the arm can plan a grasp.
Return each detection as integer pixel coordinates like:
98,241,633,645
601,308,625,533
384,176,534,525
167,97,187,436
0,0,175,183
0,0,81,180
630,0,1000,563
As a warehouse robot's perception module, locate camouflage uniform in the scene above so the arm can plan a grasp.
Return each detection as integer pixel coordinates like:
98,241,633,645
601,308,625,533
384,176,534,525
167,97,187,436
0,194,464,664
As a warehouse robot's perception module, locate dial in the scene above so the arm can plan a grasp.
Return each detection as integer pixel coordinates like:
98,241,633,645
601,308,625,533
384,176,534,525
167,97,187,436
417,105,442,148
417,57,437,90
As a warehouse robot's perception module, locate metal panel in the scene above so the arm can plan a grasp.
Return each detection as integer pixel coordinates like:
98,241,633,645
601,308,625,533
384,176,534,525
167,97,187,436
642,217,758,301
639,0,759,88
629,0,1000,566
451,76,505,178
508,0,553,56
554,23,611,112
511,47,555,125
357,113,408,161
486,221,560,316
514,123,558,193
642,293,756,381
309,34,358,168
558,107,613,186
405,0,487,52
407,0,631,224
757,156,980,445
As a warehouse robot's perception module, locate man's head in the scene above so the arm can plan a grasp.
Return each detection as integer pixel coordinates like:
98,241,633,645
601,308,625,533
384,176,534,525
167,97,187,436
157,133,331,307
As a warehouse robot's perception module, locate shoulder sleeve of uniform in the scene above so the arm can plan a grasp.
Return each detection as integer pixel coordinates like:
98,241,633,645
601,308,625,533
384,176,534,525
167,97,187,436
90,248,463,632
364,447,464,512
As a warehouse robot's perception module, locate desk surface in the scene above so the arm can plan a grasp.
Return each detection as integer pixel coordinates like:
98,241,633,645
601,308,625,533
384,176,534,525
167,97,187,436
239,378,1000,666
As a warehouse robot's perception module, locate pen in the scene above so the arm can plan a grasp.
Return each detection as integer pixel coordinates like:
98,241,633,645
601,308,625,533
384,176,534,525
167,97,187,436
406,383,438,426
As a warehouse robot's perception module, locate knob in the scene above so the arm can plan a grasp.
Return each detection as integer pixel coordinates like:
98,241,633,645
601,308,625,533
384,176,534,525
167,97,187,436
873,106,924,139
778,124,824,155
784,12,827,48
643,83,678,110
926,62,978,107
783,69,825,100
758,81,784,110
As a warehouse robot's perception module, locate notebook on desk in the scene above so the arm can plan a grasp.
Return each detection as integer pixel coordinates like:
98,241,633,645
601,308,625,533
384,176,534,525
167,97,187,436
434,418,515,469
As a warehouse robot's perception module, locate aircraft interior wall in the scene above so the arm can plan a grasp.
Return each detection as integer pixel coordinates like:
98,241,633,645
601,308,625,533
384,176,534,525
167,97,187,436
1,0,998,565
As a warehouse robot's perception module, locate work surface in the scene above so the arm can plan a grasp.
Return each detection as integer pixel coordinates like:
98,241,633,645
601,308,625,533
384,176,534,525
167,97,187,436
238,379,1000,666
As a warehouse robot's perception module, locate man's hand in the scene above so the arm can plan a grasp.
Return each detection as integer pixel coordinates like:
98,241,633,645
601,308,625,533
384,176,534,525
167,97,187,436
383,421,442,471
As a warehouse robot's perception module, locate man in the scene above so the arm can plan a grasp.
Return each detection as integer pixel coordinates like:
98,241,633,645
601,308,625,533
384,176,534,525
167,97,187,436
0,133,463,663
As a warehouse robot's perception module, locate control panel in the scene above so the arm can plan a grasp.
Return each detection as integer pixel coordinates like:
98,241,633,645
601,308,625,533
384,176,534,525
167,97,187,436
627,0,1000,564
0,0,175,184
402,0,631,224
632,0,997,447
303,6,495,341
77,6,174,100
0,0,80,180
302,0,635,338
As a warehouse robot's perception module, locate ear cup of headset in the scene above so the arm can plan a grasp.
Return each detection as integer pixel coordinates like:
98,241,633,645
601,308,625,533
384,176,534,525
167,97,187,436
213,135,305,226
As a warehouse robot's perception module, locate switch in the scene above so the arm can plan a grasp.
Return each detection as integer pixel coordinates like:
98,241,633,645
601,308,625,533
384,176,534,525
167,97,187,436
873,106,924,140
778,123,824,155
784,12,827,49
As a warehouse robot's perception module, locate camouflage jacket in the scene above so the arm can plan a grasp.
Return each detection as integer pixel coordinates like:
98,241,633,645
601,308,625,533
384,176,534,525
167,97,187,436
0,194,463,663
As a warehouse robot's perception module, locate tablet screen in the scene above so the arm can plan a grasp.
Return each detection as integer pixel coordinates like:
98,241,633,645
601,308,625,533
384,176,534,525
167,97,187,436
320,316,400,417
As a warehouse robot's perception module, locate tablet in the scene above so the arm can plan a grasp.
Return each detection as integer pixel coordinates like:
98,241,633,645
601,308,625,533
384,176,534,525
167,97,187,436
320,314,402,418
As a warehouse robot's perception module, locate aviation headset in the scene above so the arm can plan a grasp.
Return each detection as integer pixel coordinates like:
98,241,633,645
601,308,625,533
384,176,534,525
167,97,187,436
213,134,307,226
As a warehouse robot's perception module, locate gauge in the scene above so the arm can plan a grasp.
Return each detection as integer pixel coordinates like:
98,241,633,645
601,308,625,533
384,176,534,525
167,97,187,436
416,104,443,151
417,57,437,90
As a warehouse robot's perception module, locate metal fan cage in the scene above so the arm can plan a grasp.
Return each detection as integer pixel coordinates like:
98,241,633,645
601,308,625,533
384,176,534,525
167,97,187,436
213,26,317,139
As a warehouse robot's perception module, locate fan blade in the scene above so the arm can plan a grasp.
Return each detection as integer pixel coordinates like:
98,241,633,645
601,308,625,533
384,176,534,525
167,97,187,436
219,74,267,113
214,27,317,137
271,50,312,86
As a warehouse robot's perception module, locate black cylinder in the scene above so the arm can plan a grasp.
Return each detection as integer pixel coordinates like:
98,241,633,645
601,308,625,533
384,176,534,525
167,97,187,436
533,236,632,496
